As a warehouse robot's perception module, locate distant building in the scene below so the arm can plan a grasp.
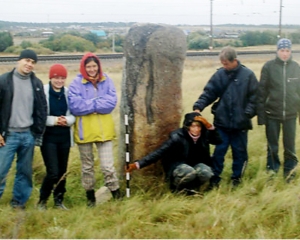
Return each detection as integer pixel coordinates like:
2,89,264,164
182,29,191,36
219,32,239,39
42,31,54,37
90,30,106,37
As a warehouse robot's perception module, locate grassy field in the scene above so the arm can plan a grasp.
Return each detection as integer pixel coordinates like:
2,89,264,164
1,53,300,238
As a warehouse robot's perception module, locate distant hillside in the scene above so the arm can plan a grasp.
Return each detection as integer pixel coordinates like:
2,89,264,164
1,20,300,30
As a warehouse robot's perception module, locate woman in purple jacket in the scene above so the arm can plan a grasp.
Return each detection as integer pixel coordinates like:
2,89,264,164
68,53,121,207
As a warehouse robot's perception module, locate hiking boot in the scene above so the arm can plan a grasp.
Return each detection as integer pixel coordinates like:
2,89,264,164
86,189,96,207
111,189,123,200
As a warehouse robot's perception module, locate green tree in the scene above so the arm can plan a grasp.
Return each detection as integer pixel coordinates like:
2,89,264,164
0,31,13,52
40,34,96,52
20,40,33,49
83,32,101,46
289,31,300,44
187,31,210,50
260,31,277,45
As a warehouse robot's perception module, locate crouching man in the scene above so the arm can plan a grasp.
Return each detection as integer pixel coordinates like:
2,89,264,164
126,112,222,194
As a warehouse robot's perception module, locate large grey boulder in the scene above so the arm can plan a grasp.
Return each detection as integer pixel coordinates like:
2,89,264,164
119,23,186,177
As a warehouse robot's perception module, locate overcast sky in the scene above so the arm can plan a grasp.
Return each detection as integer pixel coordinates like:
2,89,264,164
0,0,298,26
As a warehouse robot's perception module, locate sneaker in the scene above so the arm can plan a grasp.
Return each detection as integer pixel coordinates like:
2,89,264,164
37,200,47,211
87,200,96,208
54,202,69,210
11,199,25,210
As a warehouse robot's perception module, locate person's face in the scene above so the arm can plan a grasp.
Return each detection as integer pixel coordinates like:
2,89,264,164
50,76,66,91
277,48,291,62
221,59,238,71
85,60,99,77
189,122,201,136
17,58,36,75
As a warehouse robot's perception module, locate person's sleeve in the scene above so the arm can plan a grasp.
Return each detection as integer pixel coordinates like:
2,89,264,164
137,138,174,169
257,64,269,125
244,72,259,119
93,78,117,114
68,81,96,116
193,72,221,111
207,128,223,145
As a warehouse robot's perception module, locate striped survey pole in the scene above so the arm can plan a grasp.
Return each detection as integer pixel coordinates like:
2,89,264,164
125,114,130,198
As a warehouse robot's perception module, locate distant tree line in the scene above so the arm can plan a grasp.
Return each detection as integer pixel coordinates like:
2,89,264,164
188,30,300,50
1,29,300,54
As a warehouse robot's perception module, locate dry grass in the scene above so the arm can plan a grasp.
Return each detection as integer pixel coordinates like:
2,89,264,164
1,53,300,238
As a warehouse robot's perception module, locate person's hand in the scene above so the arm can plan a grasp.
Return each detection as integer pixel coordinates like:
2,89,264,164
194,116,213,129
0,135,5,147
126,163,138,173
194,109,201,113
57,116,67,126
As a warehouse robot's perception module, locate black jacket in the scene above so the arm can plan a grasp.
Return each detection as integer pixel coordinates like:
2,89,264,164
193,61,258,130
0,69,47,140
137,127,222,180
257,56,300,124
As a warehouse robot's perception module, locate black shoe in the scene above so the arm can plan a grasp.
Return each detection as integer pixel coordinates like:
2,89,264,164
111,189,123,200
231,178,241,188
86,190,96,207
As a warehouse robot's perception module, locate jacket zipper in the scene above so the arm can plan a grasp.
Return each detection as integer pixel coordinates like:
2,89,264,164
94,87,105,140
283,62,287,120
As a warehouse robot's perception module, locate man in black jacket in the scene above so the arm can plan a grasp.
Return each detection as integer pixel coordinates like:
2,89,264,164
0,49,47,209
257,38,300,182
126,112,222,194
193,46,258,187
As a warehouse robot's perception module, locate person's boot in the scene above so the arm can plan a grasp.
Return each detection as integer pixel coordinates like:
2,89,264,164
231,178,241,189
86,189,96,207
54,193,69,210
111,188,122,200
37,199,47,211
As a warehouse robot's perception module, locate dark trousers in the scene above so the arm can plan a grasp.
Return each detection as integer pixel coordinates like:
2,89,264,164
265,117,298,178
211,128,248,183
39,140,70,201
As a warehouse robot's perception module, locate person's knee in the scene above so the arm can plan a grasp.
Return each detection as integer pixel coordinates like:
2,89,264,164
194,163,214,183
172,164,197,188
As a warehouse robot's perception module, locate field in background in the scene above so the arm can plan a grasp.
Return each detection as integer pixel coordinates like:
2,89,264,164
1,53,300,238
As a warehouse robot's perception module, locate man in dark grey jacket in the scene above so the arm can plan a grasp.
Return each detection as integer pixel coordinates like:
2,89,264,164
257,38,300,182
0,49,47,209
193,46,258,187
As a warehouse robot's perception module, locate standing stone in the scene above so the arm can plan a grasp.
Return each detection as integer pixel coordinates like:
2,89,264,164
119,23,186,177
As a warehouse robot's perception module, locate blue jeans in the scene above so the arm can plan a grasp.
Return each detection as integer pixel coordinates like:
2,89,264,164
211,128,248,183
0,131,35,206
265,117,298,178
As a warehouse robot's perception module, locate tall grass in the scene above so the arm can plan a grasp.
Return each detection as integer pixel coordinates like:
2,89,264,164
1,53,300,238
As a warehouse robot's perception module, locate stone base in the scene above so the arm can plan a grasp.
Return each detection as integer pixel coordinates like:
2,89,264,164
95,186,112,204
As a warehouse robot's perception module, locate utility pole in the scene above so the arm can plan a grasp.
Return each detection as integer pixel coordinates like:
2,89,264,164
278,0,283,38
209,0,213,50
112,31,115,53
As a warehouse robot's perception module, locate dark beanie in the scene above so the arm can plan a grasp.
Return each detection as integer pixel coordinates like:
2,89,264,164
277,38,292,50
183,112,202,127
18,49,38,62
